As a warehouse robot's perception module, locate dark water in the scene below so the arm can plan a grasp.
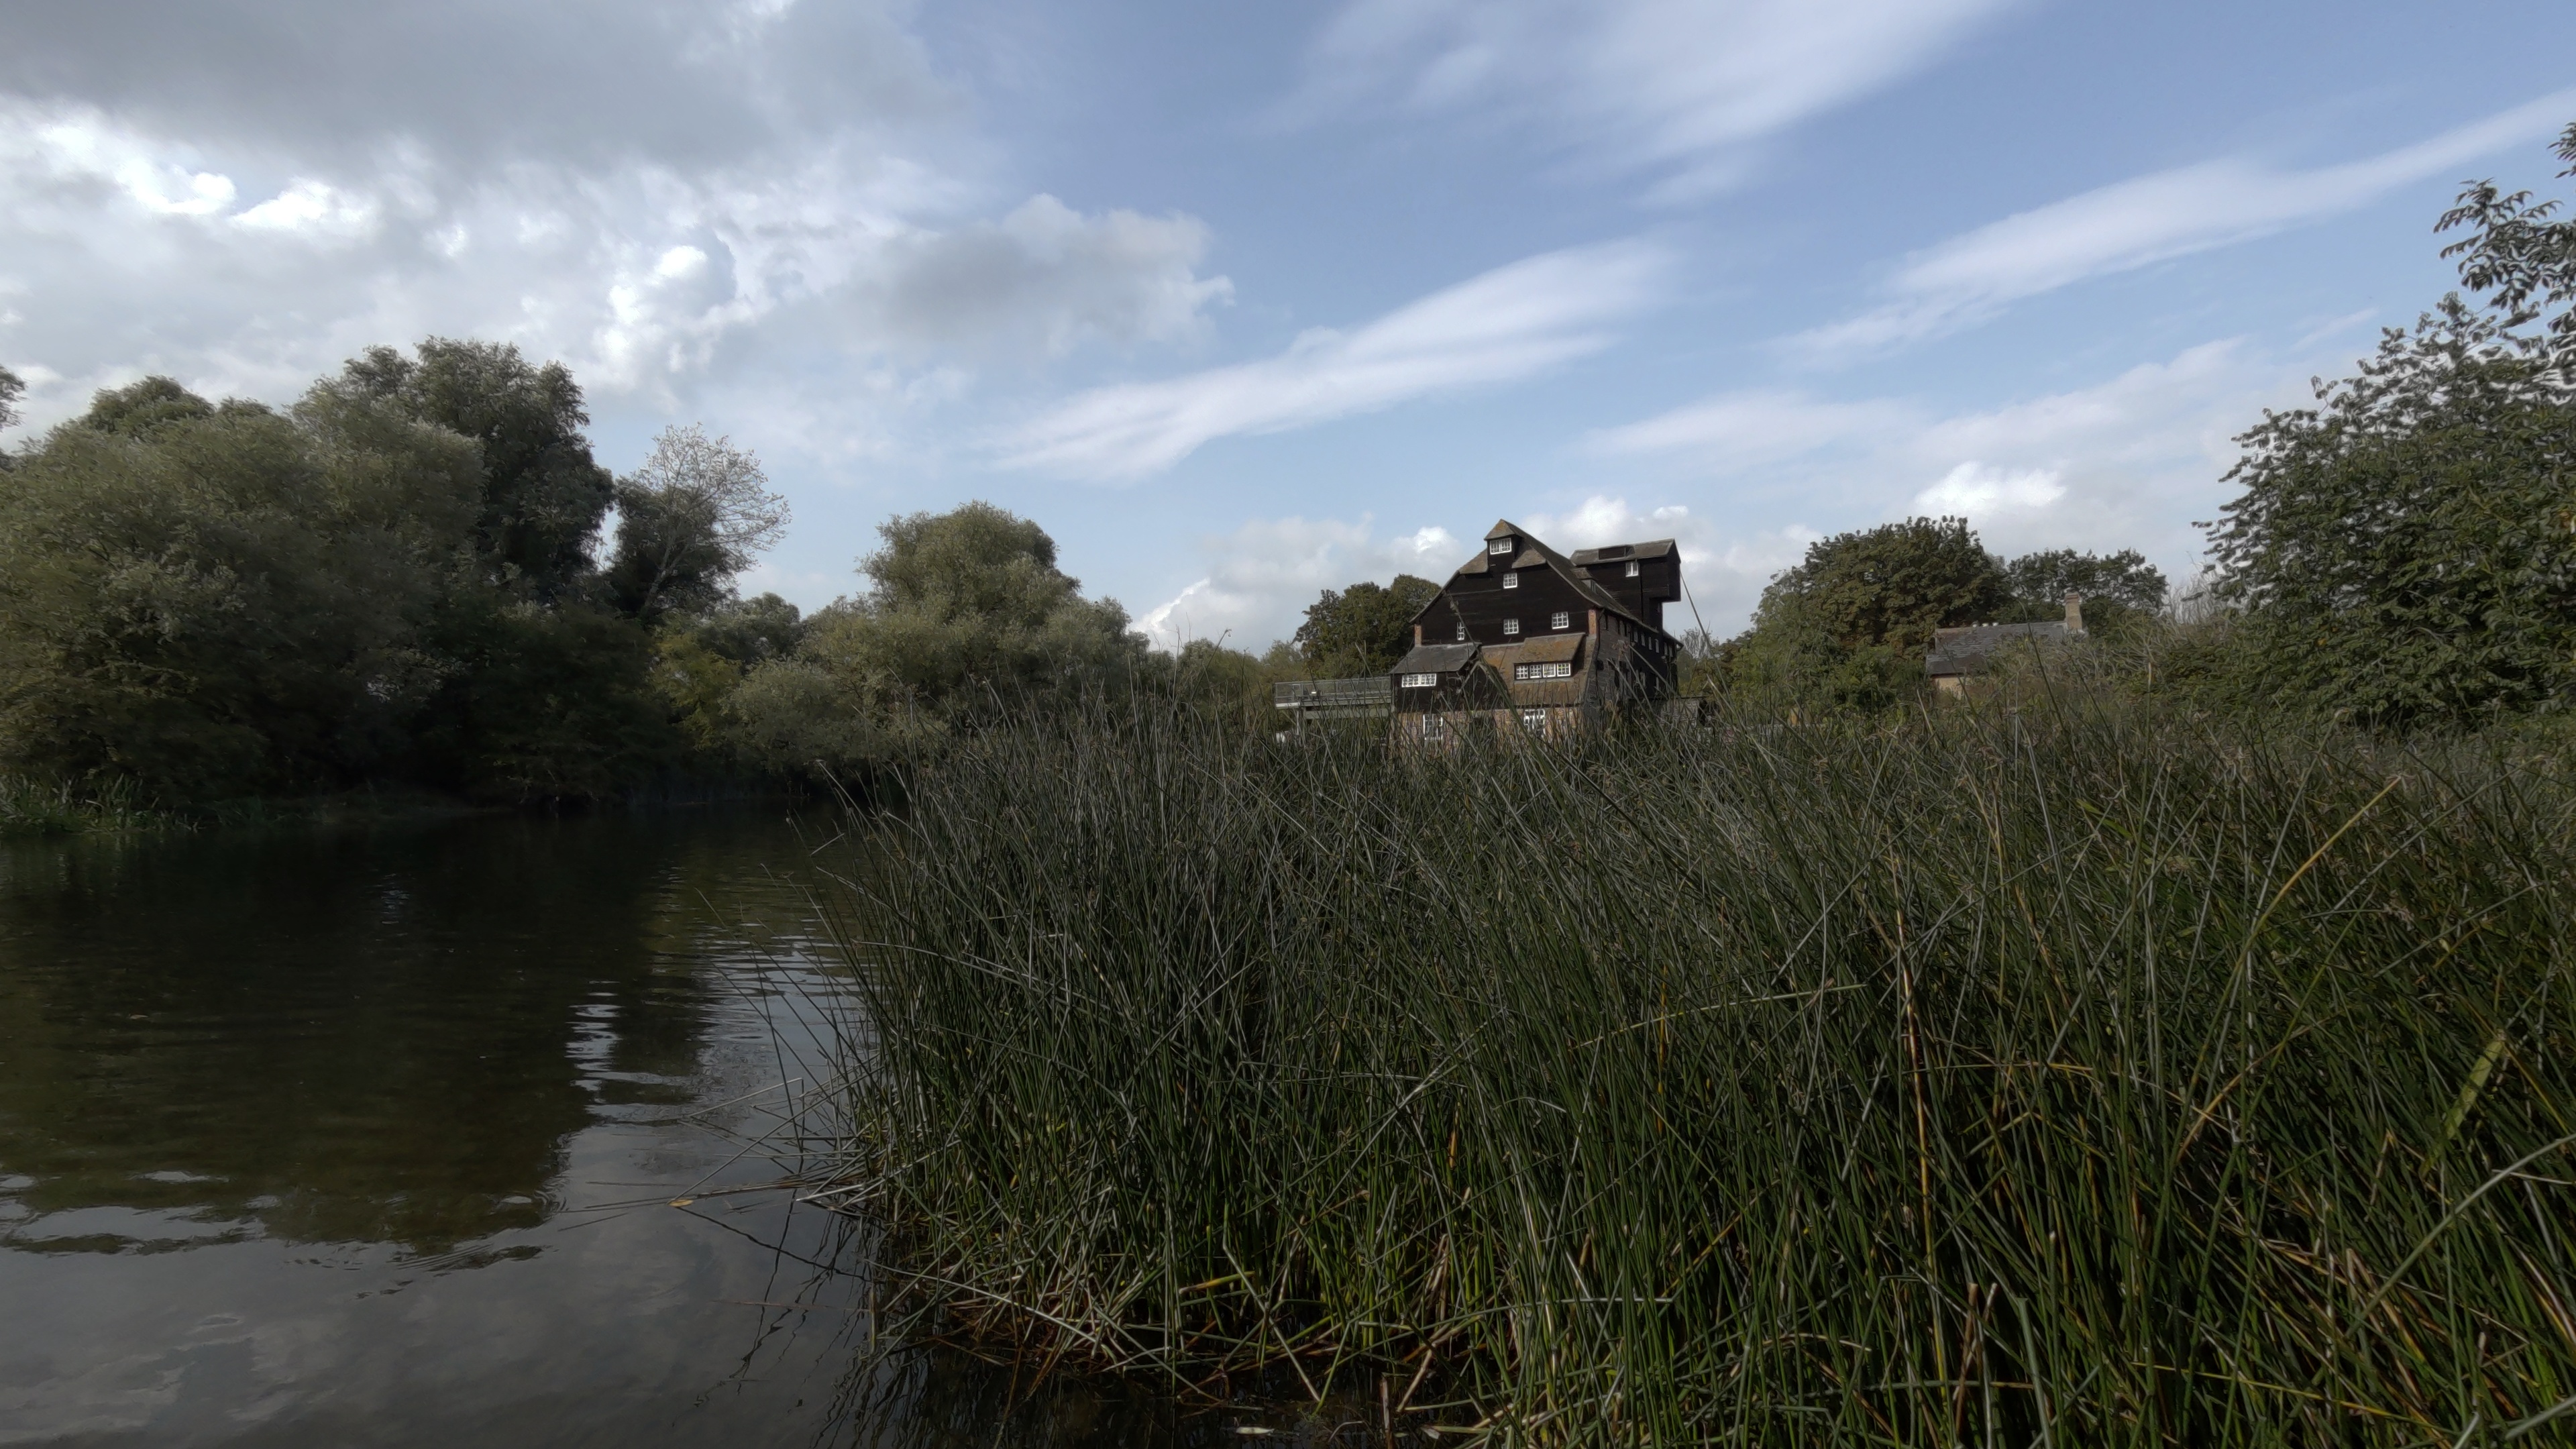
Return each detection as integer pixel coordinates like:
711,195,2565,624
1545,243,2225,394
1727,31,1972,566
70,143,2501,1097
0,809,897,1446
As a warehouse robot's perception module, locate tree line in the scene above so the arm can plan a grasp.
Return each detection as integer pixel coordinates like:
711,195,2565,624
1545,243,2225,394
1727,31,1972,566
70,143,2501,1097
3,125,2571,809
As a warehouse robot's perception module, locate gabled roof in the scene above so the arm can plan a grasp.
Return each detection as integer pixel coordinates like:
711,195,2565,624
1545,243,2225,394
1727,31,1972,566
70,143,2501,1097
1417,518,1670,636
1391,641,1482,676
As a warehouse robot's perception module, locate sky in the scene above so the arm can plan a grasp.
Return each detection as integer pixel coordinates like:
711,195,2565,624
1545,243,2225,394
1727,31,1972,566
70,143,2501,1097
5,1,2573,649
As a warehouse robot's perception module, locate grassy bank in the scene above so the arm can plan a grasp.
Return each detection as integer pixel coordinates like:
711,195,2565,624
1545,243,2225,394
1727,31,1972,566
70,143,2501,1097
0,774,177,838
820,698,2576,1445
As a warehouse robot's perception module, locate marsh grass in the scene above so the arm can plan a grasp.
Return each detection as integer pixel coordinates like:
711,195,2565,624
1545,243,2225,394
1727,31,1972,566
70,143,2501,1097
0,773,174,838
819,693,2576,1445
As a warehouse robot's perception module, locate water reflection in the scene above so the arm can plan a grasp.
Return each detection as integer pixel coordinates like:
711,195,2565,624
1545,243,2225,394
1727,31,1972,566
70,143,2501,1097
0,808,868,1445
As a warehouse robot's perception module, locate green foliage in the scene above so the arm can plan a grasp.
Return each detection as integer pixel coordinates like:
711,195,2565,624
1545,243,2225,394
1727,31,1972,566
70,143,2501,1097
2002,546,2167,618
725,503,1145,780
0,364,23,439
323,339,614,597
2438,120,2576,379
2207,297,2576,724
0,379,480,796
652,594,806,757
1762,515,2006,655
828,702,2576,1443
1291,574,1440,673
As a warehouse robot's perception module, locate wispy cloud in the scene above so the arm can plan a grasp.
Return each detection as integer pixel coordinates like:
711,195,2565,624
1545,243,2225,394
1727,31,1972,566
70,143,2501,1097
1001,240,1668,480
1794,92,2576,360
1285,0,2017,197
1595,337,2325,584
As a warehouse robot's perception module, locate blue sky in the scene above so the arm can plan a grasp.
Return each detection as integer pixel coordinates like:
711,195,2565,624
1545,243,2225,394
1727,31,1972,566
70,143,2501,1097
5,1,2573,645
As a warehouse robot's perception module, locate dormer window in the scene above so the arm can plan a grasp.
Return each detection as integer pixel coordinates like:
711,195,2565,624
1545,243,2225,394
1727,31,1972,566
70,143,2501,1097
1501,572,1519,589
1488,537,1514,556
1502,618,1521,636
1624,559,1640,578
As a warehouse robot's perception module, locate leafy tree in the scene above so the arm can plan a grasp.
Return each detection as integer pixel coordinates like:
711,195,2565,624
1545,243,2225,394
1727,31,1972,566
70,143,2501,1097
729,503,1143,777
2206,298,2576,723
0,379,480,795
1292,574,1440,674
324,339,614,596
2438,121,2576,380
652,594,804,756
1,364,28,440
2001,549,2168,614
604,425,790,623
1756,517,2007,657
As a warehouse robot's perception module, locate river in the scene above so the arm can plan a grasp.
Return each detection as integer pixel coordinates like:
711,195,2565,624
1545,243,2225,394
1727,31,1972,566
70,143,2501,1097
0,808,1246,1448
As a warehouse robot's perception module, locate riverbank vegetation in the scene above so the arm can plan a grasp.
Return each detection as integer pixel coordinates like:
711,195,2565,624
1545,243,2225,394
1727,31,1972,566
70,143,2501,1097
824,698,2576,1444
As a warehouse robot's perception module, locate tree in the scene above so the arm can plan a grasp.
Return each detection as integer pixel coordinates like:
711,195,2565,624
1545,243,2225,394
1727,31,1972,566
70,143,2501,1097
2000,549,2169,634
2205,298,2576,723
729,503,1144,777
604,425,790,623
323,339,614,596
0,378,481,795
1,364,25,437
1758,517,2007,656
2438,120,2576,381
1291,575,1440,674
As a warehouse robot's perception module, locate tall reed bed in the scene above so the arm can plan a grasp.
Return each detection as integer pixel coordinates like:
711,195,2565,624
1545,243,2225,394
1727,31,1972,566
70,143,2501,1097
821,698,2576,1445
0,773,170,837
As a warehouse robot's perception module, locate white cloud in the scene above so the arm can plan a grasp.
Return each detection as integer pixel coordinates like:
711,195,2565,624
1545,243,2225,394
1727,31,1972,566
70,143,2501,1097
1794,93,2575,359
1913,462,2063,515
1136,517,1464,651
1287,0,2017,196
1000,239,1668,480
0,95,1232,425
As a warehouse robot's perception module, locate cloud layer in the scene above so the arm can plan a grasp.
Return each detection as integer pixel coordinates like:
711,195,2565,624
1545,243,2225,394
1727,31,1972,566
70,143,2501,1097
1794,93,2575,358
1289,0,2017,195
1000,240,1668,479
0,3,1231,436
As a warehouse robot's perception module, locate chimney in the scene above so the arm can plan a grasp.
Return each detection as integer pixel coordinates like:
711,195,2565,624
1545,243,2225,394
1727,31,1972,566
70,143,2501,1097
2064,592,2086,635
1413,623,1423,647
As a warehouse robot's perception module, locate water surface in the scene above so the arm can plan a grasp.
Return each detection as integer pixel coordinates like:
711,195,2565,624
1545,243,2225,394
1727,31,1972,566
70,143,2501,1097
1,808,870,1446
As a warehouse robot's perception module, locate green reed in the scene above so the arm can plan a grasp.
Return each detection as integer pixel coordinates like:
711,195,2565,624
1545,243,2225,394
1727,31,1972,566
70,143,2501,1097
0,773,172,837
818,694,2576,1446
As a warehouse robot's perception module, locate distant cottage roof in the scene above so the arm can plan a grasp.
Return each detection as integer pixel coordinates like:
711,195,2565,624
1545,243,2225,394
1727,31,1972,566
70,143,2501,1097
1925,621,2074,678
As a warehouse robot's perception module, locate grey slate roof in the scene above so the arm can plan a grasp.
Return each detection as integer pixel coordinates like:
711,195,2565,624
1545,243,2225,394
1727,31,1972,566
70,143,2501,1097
1391,641,1483,675
1568,539,1676,564
1925,621,2074,677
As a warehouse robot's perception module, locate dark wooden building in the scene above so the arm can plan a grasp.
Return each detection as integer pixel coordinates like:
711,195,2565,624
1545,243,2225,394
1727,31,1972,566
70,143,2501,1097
1387,519,1684,741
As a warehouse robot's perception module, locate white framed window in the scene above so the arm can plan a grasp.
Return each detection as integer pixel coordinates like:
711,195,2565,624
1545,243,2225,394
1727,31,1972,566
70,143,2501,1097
1488,537,1513,556
1550,610,1569,630
1423,715,1448,742
1400,672,1438,688
1501,572,1519,589
1454,621,1467,641
1513,661,1573,681
1520,709,1548,730
1625,559,1640,578
1502,618,1520,636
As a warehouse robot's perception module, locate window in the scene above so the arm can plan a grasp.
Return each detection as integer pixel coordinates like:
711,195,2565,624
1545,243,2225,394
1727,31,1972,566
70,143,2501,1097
1625,559,1640,578
1550,610,1570,630
1454,621,1467,641
1520,710,1548,731
1502,618,1520,636
1488,537,1513,556
1400,672,1438,689
1423,715,1448,743
1513,661,1573,681
1501,572,1519,589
